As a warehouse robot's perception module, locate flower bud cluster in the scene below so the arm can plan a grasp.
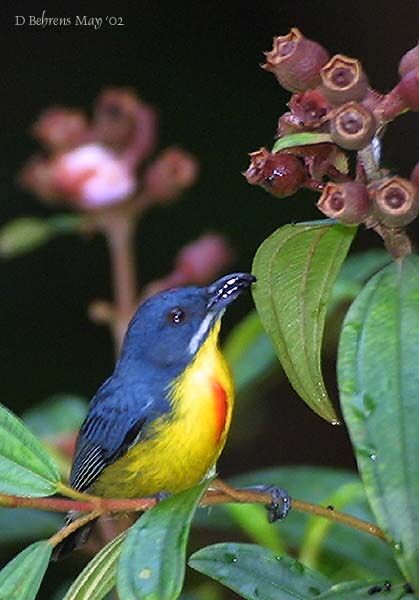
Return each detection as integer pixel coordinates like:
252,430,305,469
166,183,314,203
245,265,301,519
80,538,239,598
19,88,198,212
246,29,419,231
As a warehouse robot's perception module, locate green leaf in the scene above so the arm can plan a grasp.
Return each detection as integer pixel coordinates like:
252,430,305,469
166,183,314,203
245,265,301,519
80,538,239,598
272,133,333,153
195,467,399,579
0,403,60,496
0,509,61,543
317,579,411,599
64,531,126,600
252,221,356,422
0,541,52,600
224,309,278,394
225,250,390,398
0,215,83,258
338,256,419,588
23,395,88,439
117,480,210,600
224,503,286,555
189,543,330,599
0,218,53,257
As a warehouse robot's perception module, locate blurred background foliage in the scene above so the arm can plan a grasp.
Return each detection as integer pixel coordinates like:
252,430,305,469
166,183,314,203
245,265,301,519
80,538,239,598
1,0,419,597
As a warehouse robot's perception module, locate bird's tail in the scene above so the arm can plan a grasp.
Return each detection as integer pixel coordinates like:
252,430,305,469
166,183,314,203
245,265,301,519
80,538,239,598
51,512,97,561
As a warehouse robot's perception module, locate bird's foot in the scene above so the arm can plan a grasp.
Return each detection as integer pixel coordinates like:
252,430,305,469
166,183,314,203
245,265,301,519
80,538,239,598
154,491,170,503
245,485,292,523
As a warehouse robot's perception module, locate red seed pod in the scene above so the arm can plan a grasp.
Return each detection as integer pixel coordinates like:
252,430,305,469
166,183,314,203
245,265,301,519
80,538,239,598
369,177,419,227
411,162,419,189
396,68,419,111
288,88,331,128
276,111,305,136
244,148,306,198
317,181,370,224
262,28,329,92
320,54,368,104
330,102,377,150
398,43,419,77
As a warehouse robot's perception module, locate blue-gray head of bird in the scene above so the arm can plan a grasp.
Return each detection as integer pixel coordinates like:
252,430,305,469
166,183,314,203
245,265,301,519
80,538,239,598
116,272,256,373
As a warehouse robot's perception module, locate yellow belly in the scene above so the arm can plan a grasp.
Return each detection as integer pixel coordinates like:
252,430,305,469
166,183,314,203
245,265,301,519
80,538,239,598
92,325,234,498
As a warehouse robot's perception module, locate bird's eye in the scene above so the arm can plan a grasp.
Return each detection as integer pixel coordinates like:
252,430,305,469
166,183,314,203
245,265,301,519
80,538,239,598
168,307,186,325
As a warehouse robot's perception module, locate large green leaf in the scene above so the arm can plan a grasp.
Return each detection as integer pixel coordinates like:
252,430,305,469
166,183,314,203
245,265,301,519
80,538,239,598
189,543,330,599
117,481,210,600
195,467,399,579
225,250,390,399
317,580,412,599
0,541,52,600
338,256,419,588
0,403,60,496
252,221,356,422
0,509,61,543
64,532,126,600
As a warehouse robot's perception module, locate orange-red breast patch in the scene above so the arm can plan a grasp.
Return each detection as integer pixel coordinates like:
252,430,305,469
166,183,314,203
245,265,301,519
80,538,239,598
211,380,228,442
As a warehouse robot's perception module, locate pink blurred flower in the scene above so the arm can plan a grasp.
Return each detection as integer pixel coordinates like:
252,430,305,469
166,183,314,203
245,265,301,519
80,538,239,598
51,144,136,209
31,108,89,152
143,147,199,203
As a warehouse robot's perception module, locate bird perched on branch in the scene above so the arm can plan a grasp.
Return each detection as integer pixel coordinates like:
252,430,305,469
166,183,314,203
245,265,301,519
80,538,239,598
53,272,290,559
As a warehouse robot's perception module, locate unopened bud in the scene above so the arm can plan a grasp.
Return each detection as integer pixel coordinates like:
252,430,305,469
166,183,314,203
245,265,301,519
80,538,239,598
411,162,419,189
317,181,370,224
369,176,419,227
175,234,234,285
32,108,88,152
244,148,305,198
262,28,329,92
398,43,419,78
288,88,331,128
143,147,198,203
330,102,377,150
396,68,419,111
276,112,305,136
320,55,368,105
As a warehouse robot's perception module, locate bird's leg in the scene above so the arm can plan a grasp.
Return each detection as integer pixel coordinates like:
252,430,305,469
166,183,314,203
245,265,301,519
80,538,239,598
213,478,291,522
154,491,171,503
244,484,292,522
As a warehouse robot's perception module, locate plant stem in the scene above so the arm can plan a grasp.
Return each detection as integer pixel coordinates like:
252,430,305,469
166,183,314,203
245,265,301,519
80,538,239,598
101,212,138,353
0,484,387,543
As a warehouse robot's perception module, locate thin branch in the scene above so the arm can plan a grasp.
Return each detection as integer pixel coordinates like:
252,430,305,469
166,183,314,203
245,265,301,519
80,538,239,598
101,212,138,352
48,511,101,548
0,485,387,543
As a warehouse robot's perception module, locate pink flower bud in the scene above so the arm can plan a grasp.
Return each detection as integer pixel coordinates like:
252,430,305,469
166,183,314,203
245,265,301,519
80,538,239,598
32,108,89,152
93,88,157,168
369,176,419,227
18,155,56,201
411,162,419,189
244,148,306,198
320,55,368,105
317,181,370,224
399,43,419,78
396,68,419,111
276,111,305,136
174,234,234,285
262,28,329,92
143,147,198,203
51,144,136,210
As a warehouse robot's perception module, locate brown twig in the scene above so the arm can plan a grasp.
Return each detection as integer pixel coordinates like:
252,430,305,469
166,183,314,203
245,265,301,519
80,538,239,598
0,484,387,543
101,212,138,352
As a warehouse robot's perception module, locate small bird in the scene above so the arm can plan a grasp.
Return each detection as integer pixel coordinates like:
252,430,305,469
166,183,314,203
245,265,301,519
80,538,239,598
54,272,273,559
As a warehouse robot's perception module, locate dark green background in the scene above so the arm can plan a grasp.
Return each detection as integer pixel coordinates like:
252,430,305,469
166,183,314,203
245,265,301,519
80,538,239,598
1,0,418,475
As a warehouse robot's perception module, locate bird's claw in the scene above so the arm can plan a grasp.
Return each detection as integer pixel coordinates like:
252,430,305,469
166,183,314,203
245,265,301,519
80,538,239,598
154,491,170,503
246,485,291,523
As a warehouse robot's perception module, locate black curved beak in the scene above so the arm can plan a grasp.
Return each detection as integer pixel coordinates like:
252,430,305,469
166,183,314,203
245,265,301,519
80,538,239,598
206,272,256,311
